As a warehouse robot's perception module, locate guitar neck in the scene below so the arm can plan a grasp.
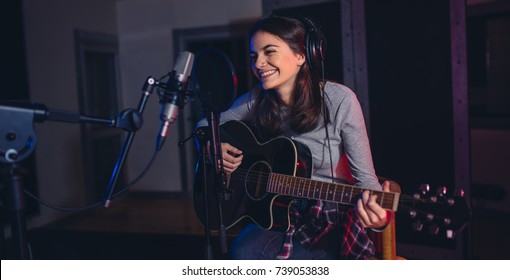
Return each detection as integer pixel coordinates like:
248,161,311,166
267,173,400,211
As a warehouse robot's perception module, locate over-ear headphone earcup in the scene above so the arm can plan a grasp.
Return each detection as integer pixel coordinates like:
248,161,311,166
301,17,325,70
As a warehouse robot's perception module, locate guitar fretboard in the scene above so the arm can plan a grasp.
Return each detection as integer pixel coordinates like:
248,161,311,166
267,173,399,211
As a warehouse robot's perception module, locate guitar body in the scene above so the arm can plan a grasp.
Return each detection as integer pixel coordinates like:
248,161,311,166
193,120,312,231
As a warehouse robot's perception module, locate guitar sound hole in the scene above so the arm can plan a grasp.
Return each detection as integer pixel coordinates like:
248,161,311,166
245,161,271,201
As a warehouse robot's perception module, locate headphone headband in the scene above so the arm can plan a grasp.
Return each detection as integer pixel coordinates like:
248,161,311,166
295,16,325,70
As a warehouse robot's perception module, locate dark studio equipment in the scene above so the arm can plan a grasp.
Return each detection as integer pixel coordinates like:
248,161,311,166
0,51,195,259
191,48,237,258
0,101,123,259
103,52,194,207
103,51,194,207
101,76,155,208
0,77,153,258
0,100,116,258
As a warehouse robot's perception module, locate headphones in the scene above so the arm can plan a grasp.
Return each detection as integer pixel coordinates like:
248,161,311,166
294,16,326,70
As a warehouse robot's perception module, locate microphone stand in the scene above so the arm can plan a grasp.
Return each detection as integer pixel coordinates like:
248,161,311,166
0,102,116,259
0,76,157,258
0,163,30,259
102,76,156,207
0,102,38,257
0,102,120,259
204,110,229,256
194,127,213,259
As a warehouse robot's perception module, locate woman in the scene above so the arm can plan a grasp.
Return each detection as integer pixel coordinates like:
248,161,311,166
197,15,390,259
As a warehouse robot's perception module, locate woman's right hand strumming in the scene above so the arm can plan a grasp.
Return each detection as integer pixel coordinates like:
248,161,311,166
220,143,243,174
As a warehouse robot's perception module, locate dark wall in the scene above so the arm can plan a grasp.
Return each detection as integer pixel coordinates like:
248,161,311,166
2,1,29,101
365,0,464,255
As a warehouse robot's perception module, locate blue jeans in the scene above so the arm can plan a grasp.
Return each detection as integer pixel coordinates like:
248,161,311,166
230,224,338,260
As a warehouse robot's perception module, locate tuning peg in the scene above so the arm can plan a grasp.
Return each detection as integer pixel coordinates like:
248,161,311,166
412,220,423,232
419,183,430,195
443,217,451,225
409,210,417,218
446,229,456,239
447,198,455,206
428,224,440,235
436,186,447,198
429,186,448,202
455,188,465,198
426,213,434,221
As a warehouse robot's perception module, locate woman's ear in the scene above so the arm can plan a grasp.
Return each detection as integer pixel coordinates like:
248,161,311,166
297,53,306,67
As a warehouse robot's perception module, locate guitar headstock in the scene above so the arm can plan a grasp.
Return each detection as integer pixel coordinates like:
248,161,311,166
398,184,471,240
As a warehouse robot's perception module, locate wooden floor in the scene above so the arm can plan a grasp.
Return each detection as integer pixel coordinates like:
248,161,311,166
21,195,234,260
44,195,204,236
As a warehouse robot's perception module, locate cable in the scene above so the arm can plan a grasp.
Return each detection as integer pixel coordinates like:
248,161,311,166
319,60,344,231
23,190,101,212
23,146,160,212
321,61,335,185
112,148,160,199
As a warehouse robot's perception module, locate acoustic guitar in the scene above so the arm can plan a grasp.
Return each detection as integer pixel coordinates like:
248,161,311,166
193,120,470,236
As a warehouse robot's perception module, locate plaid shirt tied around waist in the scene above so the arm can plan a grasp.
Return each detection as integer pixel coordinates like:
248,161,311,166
276,200,375,260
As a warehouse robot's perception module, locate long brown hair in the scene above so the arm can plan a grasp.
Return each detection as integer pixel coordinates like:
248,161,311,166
248,16,326,139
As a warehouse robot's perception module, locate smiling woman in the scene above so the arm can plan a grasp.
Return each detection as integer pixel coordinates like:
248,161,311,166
195,15,390,260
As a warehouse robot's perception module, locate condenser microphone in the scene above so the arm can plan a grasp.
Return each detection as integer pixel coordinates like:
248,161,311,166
156,51,194,150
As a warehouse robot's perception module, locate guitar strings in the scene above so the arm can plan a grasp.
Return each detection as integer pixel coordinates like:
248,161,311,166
223,166,398,208
215,165,459,213
212,166,460,229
